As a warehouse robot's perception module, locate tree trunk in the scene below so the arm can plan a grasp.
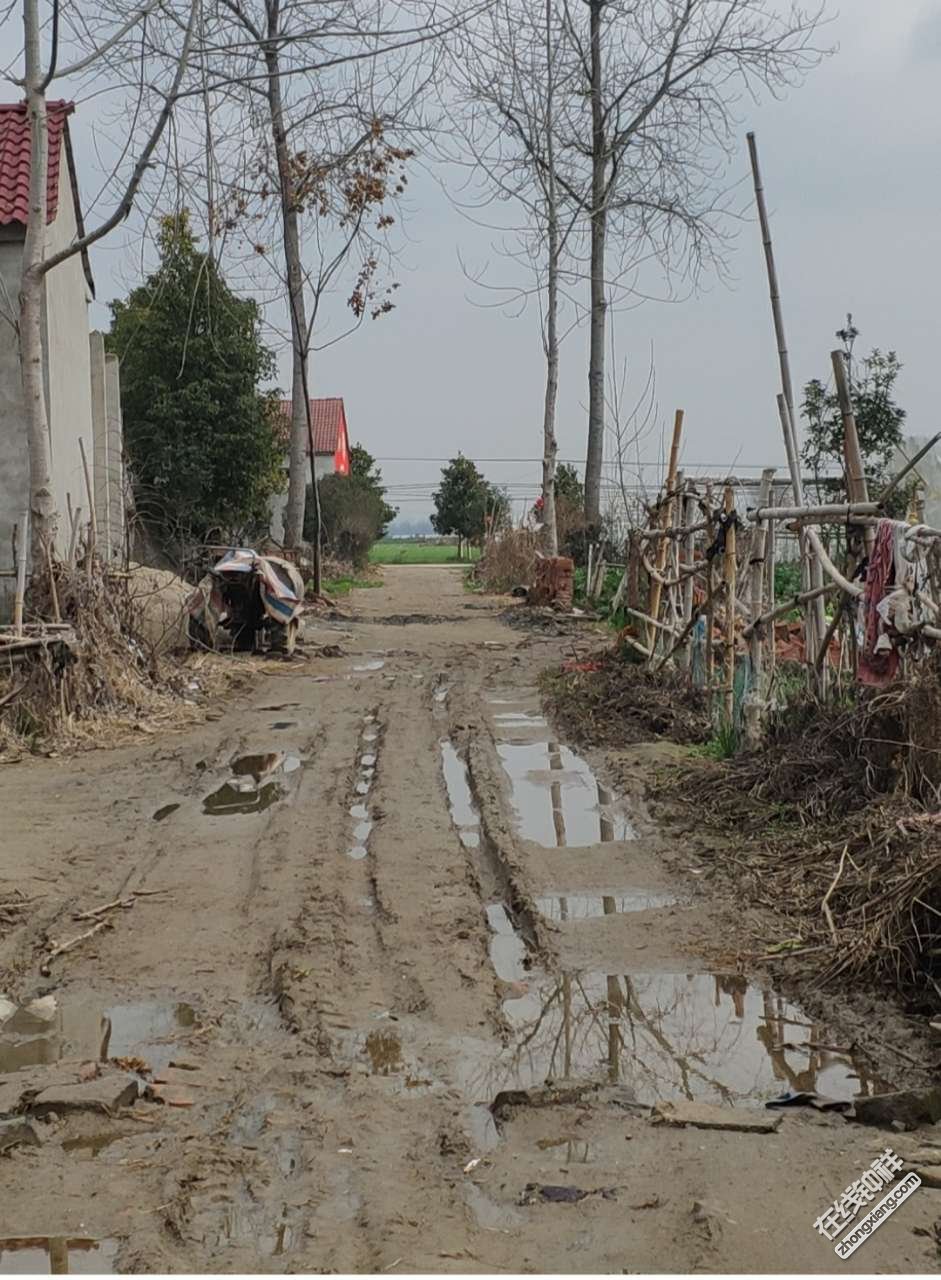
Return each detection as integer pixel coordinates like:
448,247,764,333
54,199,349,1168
584,0,606,527
540,0,559,557
19,0,58,572
265,33,310,553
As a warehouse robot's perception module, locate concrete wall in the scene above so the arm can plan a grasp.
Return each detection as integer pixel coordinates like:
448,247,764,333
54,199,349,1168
269,453,335,544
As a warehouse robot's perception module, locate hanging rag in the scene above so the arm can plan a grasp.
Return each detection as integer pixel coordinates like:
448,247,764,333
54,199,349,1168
858,520,900,686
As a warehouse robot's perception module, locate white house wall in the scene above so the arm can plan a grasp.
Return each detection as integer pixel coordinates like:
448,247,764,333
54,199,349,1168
269,453,336,544
44,147,94,554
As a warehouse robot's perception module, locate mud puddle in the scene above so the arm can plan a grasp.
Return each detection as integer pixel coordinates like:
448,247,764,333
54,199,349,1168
61,1132,124,1159
229,1090,302,1177
203,751,302,817
0,996,196,1074
486,688,635,846
495,741,634,847
440,739,480,849
347,717,379,859
336,1024,437,1094
490,969,888,1106
432,680,450,721
0,1237,118,1274
535,890,683,919
440,739,539,998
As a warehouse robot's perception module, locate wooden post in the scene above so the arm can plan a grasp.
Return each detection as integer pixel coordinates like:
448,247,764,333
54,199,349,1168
722,484,737,728
78,436,97,576
67,505,82,569
13,507,29,638
831,349,874,559
646,409,685,653
743,469,773,747
44,539,61,623
680,483,696,669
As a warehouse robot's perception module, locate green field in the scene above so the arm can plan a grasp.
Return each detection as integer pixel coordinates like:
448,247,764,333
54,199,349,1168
369,541,480,565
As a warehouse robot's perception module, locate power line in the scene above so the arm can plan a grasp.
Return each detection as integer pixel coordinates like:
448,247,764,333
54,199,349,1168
373,456,785,469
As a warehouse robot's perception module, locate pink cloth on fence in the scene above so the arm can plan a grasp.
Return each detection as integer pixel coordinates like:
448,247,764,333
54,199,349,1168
858,520,900,686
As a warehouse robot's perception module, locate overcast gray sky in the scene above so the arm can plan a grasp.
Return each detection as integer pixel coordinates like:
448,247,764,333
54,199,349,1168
6,0,937,524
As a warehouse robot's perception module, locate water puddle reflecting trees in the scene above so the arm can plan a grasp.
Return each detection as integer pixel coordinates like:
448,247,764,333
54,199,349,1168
535,891,683,919
490,970,887,1106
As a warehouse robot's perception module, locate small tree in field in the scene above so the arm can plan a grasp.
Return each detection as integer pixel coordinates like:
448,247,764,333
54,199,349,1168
801,322,907,506
108,213,283,561
350,444,397,532
432,455,507,557
306,442,397,567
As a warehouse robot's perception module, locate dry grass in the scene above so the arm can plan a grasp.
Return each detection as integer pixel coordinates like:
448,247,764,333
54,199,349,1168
656,660,941,1010
541,647,711,747
0,562,248,761
474,530,539,595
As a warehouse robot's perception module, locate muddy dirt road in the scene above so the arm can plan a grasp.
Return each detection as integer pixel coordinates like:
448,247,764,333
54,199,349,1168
0,566,937,1273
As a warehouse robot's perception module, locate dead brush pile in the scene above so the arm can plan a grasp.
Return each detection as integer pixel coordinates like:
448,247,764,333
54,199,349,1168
541,645,711,747
660,662,941,1011
0,564,236,760
474,530,538,595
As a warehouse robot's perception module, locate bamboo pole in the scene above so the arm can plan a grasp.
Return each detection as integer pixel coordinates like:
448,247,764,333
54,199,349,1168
680,484,696,669
722,485,737,727
743,469,773,747
765,490,777,679
881,432,941,506
750,502,879,522
743,580,838,639
646,409,685,653
778,395,828,693
831,349,875,559
747,133,796,423
78,436,97,576
13,508,29,638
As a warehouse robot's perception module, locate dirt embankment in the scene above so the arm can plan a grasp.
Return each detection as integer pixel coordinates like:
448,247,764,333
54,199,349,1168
0,569,938,1275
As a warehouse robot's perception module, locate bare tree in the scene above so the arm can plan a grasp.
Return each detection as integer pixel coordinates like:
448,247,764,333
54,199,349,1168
450,0,584,557
5,0,200,569
552,0,826,524
208,0,466,576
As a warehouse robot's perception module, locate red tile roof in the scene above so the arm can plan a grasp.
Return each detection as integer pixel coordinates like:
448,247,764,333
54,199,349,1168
279,397,348,454
0,101,74,226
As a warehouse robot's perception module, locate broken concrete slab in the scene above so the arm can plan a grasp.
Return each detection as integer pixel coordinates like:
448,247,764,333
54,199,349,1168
30,1074,138,1118
852,1088,941,1132
0,1068,74,1119
27,1070,139,1121
0,1116,41,1153
651,1100,781,1133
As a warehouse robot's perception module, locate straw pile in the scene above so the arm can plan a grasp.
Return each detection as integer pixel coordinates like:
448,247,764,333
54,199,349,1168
0,562,244,760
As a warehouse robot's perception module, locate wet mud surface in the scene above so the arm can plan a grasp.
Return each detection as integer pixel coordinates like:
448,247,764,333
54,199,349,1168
0,567,937,1274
